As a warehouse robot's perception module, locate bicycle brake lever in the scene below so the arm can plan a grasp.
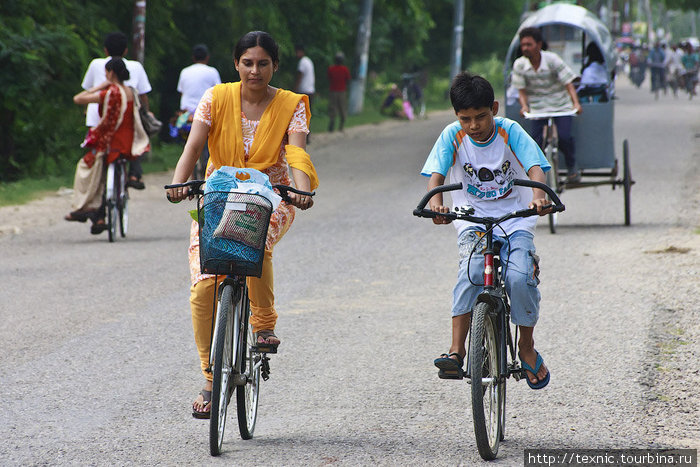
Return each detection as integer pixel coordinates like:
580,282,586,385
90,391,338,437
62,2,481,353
455,205,475,215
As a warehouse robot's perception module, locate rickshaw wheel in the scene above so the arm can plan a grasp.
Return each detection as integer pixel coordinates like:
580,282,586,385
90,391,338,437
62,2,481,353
623,140,632,226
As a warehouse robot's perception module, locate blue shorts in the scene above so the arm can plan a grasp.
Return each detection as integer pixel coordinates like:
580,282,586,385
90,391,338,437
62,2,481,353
452,229,541,327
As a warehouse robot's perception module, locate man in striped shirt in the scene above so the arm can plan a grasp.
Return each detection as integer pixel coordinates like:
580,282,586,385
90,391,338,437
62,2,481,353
512,27,583,182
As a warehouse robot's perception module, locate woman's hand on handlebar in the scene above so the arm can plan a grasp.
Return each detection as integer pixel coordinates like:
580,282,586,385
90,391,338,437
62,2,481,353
430,204,453,224
166,184,193,203
287,191,314,210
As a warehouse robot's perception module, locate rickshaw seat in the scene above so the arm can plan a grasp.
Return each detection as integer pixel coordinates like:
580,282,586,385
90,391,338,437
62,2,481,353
577,85,608,103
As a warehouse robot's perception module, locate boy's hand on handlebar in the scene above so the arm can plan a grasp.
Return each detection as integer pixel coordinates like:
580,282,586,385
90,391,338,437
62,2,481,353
431,204,452,224
529,197,552,215
288,191,314,210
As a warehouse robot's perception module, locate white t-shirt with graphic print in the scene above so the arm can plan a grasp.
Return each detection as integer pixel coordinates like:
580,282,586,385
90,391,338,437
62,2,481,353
421,117,550,236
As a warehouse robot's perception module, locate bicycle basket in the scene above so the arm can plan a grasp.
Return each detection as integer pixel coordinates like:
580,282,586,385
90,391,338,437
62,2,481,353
198,191,273,277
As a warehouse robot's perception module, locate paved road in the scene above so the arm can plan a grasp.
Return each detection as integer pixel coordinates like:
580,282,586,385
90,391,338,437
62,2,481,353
1,78,698,465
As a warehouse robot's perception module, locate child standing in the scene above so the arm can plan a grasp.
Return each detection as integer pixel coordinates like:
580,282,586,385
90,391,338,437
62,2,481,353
421,72,551,389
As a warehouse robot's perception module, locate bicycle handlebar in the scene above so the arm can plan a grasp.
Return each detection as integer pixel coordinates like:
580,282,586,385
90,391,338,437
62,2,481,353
164,180,315,203
413,179,565,224
523,110,577,120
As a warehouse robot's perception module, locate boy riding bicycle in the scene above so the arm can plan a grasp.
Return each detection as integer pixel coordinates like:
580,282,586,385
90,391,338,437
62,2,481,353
421,72,551,389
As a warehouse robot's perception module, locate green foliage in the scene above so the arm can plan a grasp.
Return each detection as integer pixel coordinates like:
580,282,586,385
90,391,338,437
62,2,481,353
0,0,528,187
664,0,700,10
466,54,506,95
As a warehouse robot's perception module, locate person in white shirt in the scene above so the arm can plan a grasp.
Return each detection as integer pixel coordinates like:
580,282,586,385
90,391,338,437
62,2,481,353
577,42,613,101
294,44,315,142
177,44,221,113
512,27,582,182
81,32,153,189
175,44,221,171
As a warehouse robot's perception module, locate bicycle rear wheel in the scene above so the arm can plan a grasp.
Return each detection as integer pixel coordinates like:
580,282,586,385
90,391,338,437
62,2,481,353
236,288,260,439
106,163,118,242
470,301,503,460
210,284,239,456
118,163,128,237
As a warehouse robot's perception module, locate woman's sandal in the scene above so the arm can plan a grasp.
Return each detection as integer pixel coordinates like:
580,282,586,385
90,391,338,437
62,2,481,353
90,219,108,235
192,389,212,419
64,209,98,223
254,330,280,353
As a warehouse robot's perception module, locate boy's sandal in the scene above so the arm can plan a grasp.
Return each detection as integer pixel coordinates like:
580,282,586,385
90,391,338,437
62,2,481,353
192,389,212,419
434,352,465,380
433,352,464,370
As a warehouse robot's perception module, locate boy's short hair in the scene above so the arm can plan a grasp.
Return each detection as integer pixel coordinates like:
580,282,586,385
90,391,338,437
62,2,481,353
104,32,128,57
449,72,494,112
519,27,543,44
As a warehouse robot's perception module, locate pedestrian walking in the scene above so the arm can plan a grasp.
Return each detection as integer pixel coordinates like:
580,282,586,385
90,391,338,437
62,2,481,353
294,44,315,142
326,51,350,132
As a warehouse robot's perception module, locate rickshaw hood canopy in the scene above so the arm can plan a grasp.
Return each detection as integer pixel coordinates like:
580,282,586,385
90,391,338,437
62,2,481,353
504,3,616,78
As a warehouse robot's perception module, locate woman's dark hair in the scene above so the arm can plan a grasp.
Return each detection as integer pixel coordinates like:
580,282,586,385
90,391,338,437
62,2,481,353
449,72,494,112
234,31,279,65
586,42,604,64
105,57,130,82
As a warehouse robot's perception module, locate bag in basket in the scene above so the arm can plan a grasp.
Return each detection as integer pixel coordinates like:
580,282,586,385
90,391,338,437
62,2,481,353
212,195,270,250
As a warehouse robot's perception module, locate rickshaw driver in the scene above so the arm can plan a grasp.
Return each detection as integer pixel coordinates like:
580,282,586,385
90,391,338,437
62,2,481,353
512,27,583,183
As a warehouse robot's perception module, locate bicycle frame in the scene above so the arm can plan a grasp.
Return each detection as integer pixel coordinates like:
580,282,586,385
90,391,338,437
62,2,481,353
463,225,521,385
209,275,268,384
105,158,128,200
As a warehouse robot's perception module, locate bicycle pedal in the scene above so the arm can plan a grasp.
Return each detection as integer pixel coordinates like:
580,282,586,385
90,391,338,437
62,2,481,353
438,369,464,380
251,344,277,354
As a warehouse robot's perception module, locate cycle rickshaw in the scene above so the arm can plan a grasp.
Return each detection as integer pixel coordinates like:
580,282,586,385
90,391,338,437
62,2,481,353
503,3,634,232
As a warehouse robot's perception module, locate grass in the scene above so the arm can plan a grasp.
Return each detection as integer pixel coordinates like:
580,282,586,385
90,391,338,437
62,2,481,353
0,175,74,208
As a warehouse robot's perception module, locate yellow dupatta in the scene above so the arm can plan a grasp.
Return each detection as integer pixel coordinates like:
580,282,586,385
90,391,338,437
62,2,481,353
208,82,318,189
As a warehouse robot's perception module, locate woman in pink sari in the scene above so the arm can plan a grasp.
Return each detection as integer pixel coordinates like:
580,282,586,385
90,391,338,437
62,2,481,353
66,58,149,234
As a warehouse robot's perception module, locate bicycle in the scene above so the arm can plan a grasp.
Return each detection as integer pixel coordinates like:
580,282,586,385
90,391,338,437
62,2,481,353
523,110,575,234
401,72,426,119
413,179,565,460
167,110,209,180
165,179,315,456
104,156,129,242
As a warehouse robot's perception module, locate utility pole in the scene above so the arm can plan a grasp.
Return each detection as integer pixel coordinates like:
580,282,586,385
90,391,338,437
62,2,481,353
132,0,146,63
644,0,653,42
449,0,465,80
348,0,373,115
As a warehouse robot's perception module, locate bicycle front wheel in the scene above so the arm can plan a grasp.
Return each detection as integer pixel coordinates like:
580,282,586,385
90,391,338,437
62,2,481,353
210,284,239,456
107,200,118,242
470,302,503,460
236,288,260,439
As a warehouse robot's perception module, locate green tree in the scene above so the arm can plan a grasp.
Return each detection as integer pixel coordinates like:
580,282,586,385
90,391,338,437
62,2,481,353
0,0,526,185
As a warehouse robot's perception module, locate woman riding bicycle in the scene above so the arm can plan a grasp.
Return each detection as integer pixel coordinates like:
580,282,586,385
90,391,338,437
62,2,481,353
66,57,149,234
165,31,318,419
